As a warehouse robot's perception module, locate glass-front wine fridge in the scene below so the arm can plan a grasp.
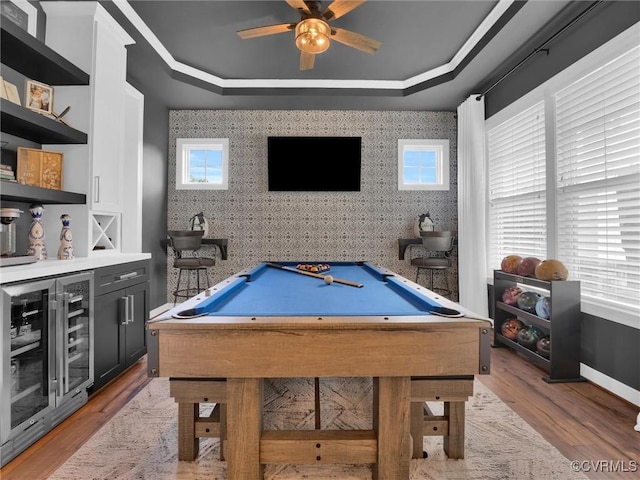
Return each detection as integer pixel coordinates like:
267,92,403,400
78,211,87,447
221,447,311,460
1,271,94,466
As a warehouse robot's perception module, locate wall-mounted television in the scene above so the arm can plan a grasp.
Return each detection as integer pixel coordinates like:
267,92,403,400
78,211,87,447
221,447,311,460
268,136,362,192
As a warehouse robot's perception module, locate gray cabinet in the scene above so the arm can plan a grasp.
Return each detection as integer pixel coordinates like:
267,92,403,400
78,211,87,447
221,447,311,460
91,260,149,393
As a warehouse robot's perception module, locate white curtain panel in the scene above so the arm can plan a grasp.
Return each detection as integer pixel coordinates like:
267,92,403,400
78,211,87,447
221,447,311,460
457,95,489,318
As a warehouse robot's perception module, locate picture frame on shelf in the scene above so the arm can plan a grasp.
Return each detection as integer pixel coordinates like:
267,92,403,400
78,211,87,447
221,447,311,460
25,79,53,115
0,77,8,100
3,80,21,105
0,0,37,37
17,147,63,190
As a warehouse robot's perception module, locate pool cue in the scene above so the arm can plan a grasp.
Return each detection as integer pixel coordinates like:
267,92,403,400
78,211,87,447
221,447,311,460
266,262,364,288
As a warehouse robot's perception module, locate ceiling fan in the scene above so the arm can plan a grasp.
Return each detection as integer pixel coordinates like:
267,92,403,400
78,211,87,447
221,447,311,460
236,0,381,71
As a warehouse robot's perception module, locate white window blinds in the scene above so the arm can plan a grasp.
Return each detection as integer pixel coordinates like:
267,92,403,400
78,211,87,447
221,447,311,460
555,45,640,315
487,102,547,271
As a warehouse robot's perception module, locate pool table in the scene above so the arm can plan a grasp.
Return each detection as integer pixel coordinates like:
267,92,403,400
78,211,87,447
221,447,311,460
147,261,491,479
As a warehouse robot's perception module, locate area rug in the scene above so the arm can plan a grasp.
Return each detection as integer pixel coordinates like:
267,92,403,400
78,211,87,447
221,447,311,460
49,377,587,480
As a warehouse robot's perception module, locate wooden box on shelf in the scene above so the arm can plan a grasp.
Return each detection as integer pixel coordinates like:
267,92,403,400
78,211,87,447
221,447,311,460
17,147,63,190
493,270,582,383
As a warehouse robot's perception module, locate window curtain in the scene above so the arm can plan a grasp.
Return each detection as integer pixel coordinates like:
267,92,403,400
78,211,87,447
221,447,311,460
457,95,488,317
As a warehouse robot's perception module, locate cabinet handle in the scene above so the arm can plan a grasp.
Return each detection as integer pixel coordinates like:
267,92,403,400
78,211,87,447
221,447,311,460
94,176,100,203
69,295,84,304
128,295,135,323
118,272,138,281
121,296,128,325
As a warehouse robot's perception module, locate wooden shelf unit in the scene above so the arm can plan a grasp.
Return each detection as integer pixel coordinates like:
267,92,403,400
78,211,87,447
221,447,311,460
493,270,582,383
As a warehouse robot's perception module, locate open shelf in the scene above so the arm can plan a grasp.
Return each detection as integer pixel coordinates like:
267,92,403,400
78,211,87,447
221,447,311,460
91,213,120,252
0,181,86,205
1,22,89,86
0,99,88,144
495,301,551,330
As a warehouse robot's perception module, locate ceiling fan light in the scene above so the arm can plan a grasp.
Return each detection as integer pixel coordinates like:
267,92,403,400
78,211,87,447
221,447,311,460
295,18,330,54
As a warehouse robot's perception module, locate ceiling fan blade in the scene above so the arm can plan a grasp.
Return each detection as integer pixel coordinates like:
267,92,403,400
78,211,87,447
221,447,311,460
236,23,295,39
322,0,366,21
331,27,380,54
286,0,311,14
300,51,315,70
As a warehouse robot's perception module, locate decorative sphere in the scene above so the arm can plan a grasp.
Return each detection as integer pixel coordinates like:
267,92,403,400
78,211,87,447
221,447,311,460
517,325,545,350
324,275,333,285
502,286,523,306
536,336,551,358
501,255,522,274
517,291,542,313
517,257,542,277
501,318,525,341
535,259,569,281
535,296,551,319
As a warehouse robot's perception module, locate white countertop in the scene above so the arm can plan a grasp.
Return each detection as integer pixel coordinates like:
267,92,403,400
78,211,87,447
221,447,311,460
0,253,152,284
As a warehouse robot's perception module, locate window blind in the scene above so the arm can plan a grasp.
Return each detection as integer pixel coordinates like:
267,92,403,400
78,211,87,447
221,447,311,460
555,45,640,314
487,102,547,272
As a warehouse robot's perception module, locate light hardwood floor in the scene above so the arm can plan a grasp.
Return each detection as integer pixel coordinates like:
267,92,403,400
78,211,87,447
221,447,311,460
1,347,638,480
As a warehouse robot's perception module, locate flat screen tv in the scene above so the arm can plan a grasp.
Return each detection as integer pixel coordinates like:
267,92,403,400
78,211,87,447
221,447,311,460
268,136,361,191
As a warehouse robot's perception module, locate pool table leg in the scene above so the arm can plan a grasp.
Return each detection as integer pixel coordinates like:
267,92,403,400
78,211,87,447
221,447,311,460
227,378,264,480
373,376,411,480
444,401,465,459
176,402,199,460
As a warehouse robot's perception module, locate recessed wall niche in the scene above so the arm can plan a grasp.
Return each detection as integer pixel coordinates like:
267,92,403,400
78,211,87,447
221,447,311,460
167,110,458,301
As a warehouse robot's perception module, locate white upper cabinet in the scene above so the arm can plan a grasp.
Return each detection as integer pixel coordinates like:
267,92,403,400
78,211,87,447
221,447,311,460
42,2,134,214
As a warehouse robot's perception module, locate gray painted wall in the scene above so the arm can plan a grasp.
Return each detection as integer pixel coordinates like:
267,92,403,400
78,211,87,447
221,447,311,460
483,1,640,118
138,87,169,310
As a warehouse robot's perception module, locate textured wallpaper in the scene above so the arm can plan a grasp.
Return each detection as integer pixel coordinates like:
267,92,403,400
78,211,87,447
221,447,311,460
167,110,458,302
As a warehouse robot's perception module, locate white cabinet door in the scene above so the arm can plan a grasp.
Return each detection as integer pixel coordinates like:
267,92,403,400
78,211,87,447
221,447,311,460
42,3,136,257
42,2,133,215
90,19,128,213
121,83,144,253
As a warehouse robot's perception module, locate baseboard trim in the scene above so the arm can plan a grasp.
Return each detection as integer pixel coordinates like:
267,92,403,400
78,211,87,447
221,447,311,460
581,363,640,407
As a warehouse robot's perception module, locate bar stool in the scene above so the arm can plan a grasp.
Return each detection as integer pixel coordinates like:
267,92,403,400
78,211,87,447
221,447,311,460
168,230,215,304
410,231,455,296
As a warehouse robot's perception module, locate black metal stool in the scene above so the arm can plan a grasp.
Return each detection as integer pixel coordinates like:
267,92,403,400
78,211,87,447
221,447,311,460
410,231,455,296
168,230,215,304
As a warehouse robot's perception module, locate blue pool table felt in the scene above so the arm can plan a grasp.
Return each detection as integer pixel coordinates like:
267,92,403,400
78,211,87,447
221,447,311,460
184,261,448,317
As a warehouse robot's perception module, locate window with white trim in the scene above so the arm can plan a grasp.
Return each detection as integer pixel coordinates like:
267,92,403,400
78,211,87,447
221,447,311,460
487,102,547,269
176,138,229,190
398,139,449,190
555,45,640,317
485,27,640,326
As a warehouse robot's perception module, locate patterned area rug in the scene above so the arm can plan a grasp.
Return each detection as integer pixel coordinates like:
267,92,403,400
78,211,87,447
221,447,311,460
49,377,587,480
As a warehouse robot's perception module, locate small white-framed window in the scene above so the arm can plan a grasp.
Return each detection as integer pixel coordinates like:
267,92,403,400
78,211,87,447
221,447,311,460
397,139,450,190
176,138,229,190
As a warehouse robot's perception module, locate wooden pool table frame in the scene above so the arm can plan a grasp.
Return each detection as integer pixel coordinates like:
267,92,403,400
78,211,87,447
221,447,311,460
147,263,491,479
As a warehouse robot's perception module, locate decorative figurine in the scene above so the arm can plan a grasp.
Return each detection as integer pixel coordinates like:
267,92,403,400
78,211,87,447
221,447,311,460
57,214,74,259
415,212,434,237
26,203,47,260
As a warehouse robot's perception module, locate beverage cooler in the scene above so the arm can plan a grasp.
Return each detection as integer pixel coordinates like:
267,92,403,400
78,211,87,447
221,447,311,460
1,271,94,466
